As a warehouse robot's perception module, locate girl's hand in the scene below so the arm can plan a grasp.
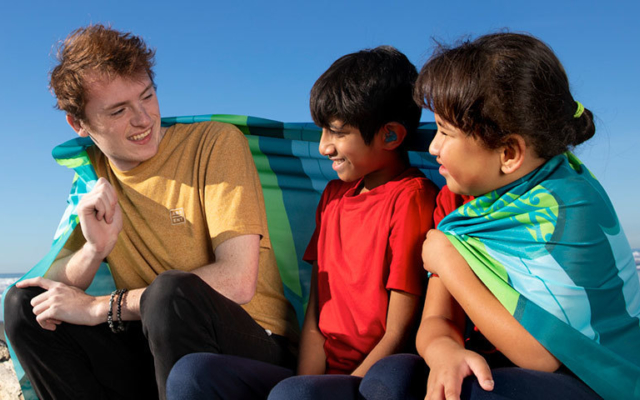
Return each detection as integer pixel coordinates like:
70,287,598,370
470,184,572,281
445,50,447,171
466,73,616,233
422,229,456,276
424,338,494,400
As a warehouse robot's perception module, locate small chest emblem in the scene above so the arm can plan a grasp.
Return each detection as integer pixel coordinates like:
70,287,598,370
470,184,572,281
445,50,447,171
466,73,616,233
170,208,186,225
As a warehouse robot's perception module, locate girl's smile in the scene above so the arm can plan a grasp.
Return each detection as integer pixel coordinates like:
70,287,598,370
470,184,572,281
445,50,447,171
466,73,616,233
430,114,504,196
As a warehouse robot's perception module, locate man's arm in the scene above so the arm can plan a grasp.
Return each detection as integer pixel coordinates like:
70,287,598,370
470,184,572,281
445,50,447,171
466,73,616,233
19,233,261,331
45,177,122,289
191,234,260,305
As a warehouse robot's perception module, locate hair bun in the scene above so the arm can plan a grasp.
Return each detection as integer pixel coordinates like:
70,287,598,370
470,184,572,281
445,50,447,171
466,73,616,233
571,108,596,146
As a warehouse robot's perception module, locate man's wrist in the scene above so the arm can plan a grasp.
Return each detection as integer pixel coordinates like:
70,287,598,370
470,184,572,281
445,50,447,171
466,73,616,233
90,295,111,326
81,242,111,263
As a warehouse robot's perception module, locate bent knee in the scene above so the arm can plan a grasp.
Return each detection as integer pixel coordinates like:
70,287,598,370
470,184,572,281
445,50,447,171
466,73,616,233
140,270,211,331
268,376,317,399
140,270,196,310
3,285,44,341
360,354,427,400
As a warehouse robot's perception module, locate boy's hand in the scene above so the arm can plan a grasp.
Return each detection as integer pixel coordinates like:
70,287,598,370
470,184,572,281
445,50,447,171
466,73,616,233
78,177,123,258
424,338,494,400
422,229,456,276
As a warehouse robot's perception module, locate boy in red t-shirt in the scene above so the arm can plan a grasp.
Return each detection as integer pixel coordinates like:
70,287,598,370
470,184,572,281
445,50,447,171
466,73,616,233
268,46,438,399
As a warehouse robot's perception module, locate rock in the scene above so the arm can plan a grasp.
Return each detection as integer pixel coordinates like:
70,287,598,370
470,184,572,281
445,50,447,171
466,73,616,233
0,340,9,362
0,340,24,399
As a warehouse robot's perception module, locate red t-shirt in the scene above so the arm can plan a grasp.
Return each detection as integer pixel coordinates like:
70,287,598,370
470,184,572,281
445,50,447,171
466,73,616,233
304,168,438,374
431,187,507,365
433,185,474,227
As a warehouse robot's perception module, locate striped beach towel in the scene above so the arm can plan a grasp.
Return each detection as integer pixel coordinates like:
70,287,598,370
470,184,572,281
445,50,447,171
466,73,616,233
439,152,640,399
3,114,440,398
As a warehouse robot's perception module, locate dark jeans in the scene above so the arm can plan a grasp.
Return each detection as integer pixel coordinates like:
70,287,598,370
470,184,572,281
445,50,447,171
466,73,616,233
267,353,426,400
167,353,294,399
4,270,295,400
272,354,603,400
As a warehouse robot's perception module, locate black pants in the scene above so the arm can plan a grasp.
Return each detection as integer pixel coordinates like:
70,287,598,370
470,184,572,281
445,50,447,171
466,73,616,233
4,270,295,400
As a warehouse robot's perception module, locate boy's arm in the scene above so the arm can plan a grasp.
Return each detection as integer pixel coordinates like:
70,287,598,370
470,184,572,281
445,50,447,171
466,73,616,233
423,229,560,372
416,276,494,399
350,289,420,377
297,261,327,375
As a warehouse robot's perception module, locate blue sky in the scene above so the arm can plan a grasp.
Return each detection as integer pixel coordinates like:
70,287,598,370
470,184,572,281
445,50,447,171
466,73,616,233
0,0,638,274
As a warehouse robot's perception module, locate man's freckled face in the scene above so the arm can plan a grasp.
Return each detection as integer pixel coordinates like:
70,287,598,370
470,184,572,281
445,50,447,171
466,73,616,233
77,72,163,171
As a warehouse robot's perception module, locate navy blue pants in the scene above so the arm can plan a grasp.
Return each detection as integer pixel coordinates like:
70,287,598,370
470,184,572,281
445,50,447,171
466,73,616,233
268,354,602,400
167,353,294,399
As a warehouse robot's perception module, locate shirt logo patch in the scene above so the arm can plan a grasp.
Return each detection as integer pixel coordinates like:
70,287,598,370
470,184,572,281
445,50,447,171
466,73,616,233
170,208,186,225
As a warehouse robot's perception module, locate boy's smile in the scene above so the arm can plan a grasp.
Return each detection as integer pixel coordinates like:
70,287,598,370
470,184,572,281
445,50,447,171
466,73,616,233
319,120,406,193
320,121,376,181
67,72,166,171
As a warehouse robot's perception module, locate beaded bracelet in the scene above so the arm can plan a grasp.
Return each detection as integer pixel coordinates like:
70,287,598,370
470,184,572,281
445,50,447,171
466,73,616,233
115,288,128,333
107,289,127,333
107,289,119,332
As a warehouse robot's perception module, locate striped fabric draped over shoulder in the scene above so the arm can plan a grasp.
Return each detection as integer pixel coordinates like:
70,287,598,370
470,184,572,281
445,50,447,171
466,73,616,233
438,152,640,400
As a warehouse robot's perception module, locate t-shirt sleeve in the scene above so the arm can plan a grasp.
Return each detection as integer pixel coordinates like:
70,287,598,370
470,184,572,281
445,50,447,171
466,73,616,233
302,211,320,264
202,125,269,251
433,185,474,227
386,182,438,295
59,224,87,259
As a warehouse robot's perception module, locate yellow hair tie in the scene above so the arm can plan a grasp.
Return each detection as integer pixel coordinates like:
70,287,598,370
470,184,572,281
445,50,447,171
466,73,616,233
574,101,585,118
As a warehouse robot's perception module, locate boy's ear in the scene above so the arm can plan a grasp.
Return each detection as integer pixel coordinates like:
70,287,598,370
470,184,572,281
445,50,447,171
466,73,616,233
380,122,407,150
500,134,527,174
66,114,90,137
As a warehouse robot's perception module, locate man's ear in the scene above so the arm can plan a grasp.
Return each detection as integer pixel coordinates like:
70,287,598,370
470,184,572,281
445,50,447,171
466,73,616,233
500,134,527,174
380,122,407,150
66,114,90,137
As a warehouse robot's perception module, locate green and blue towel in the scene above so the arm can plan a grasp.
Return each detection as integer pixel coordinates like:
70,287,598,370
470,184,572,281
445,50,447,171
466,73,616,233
2,114,439,399
439,152,640,399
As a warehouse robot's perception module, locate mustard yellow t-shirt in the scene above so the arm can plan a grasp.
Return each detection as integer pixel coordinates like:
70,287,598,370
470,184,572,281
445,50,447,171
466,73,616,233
64,121,299,341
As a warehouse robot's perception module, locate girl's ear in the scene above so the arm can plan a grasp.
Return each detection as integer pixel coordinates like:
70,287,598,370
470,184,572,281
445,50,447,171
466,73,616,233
500,134,527,174
66,114,90,137
380,122,407,150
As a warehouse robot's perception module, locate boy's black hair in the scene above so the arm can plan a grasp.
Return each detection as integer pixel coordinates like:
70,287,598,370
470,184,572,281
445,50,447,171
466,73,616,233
415,32,595,159
310,46,421,146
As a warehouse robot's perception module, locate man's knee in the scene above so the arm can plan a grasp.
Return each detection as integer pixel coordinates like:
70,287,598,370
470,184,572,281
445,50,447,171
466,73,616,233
141,270,195,311
3,285,44,342
140,270,207,333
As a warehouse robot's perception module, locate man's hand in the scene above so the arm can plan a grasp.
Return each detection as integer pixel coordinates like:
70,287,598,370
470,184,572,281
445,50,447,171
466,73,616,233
78,177,122,258
16,277,106,331
45,177,122,289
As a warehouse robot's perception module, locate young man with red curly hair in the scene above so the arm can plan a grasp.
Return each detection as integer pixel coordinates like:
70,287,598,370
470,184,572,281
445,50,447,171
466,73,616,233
4,24,298,400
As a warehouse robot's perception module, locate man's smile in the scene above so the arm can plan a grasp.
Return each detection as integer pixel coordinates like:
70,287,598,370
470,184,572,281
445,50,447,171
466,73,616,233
128,129,151,142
